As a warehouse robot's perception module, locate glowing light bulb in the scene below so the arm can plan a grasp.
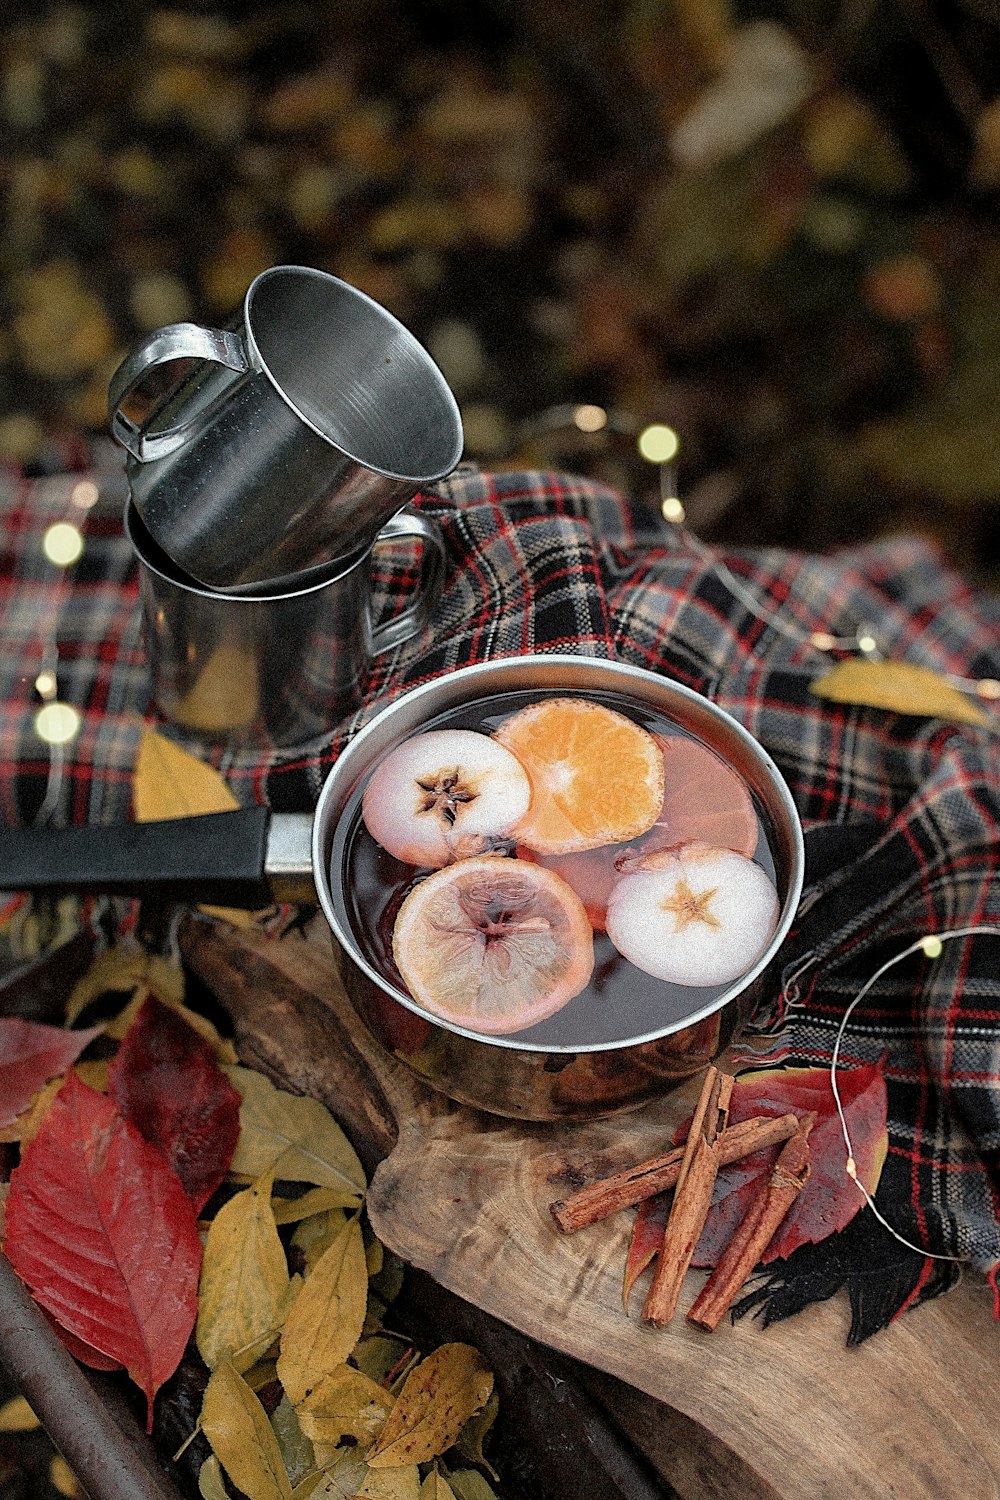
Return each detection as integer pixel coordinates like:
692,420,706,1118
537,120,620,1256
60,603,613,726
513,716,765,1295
661,496,685,523
573,403,607,433
42,522,84,567
920,935,943,960
637,424,679,464
34,669,57,698
34,702,82,745
71,480,99,509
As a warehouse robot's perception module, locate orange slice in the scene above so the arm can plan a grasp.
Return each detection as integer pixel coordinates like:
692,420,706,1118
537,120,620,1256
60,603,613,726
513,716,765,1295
638,733,758,858
494,698,664,855
392,856,594,1035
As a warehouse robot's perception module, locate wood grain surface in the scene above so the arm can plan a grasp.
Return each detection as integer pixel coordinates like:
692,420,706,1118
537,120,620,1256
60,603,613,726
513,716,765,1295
179,914,1000,1500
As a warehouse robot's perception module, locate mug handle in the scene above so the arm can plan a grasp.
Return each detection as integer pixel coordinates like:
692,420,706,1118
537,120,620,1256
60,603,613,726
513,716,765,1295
108,323,250,463
366,510,446,656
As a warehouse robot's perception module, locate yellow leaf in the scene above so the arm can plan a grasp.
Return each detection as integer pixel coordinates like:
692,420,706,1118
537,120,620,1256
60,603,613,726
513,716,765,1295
225,1066,366,1200
318,1449,420,1499
134,727,240,819
365,1239,384,1277
66,945,184,1024
0,1395,40,1432
293,1478,325,1500
809,659,990,728
243,1358,280,1393
133,728,253,928
0,1058,111,1146
73,1059,109,1091
360,1465,421,1499
272,1187,352,1226
201,1361,293,1500
291,1208,350,1274
0,1076,62,1145
197,1169,290,1373
277,1220,368,1406
49,1455,83,1498
297,1365,395,1447
198,1455,229,1500
367,1345,493,1470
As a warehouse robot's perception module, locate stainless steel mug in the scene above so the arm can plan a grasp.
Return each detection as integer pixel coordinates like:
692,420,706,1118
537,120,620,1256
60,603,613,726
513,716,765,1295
126,499,446,749
109,266,464,593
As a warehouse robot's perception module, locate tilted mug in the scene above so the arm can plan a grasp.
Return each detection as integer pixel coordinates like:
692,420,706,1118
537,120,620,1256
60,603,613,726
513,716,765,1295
109,265,464,593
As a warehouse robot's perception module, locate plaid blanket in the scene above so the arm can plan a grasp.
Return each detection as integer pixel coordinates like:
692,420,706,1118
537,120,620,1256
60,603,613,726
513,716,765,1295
3,452,1000,1340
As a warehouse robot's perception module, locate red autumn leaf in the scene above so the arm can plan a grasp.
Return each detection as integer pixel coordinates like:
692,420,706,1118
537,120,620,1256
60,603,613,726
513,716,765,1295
4,1073,202,1430
623,1193,671,1305
0,1017,102,1128
691,1062,888,1266
107,996,241,1213
40,1306,123,1372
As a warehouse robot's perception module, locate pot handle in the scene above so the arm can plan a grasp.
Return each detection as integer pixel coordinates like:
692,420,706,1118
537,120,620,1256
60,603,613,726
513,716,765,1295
366,509,446,657
3,807,273,907
108,322,250,464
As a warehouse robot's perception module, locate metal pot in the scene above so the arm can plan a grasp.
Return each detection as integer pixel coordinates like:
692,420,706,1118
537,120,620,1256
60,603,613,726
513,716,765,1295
5,656,803,1121
310,655,804,1120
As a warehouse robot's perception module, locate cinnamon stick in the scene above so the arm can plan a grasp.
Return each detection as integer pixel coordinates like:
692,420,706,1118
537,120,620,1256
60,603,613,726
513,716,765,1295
687,1114,814,1332
641,1067,733,1328
549,1113,799,1233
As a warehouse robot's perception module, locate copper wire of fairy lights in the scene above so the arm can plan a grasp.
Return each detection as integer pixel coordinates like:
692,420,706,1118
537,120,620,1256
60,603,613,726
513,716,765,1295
828,927,999,1266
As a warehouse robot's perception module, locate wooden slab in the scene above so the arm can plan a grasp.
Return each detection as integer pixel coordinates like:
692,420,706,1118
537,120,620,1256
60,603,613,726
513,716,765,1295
180,915,1000,1500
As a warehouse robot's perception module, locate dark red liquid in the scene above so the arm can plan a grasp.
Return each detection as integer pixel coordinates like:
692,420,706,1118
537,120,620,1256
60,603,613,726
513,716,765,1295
332,688,780,1048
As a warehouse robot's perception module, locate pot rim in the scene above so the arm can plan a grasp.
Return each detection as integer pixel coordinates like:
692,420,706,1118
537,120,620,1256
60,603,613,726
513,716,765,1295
313,654,804,1055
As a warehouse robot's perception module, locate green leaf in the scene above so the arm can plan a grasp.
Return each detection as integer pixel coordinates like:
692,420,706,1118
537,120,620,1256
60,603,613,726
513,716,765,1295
454,1389,500,1481
271,1395,316,1488
197,1455,228,1500
445,1471,501,1500
419,1471,459,1499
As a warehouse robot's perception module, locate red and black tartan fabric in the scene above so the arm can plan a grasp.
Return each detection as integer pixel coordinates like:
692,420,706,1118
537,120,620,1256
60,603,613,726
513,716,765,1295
3,453,1000,1340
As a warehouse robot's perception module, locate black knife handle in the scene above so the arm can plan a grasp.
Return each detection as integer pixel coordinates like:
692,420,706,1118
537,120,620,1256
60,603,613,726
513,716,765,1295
3,807,273,908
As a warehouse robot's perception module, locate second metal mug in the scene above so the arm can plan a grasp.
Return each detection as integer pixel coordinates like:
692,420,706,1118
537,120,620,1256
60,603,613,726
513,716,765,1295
126,499,446,749
110,265,464,592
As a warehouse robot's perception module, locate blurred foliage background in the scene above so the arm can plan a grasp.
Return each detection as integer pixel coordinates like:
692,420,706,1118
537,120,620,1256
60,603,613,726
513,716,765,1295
1,4,999,1494
1,0,999,582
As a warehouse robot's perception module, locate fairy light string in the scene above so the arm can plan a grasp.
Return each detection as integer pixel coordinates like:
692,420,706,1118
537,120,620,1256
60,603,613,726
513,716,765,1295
658,461,1000,704
516,403,1000,704
830,925,999,1264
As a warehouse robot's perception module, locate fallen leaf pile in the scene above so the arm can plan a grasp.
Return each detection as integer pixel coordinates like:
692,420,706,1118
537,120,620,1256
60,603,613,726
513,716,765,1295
0,949,503,1499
